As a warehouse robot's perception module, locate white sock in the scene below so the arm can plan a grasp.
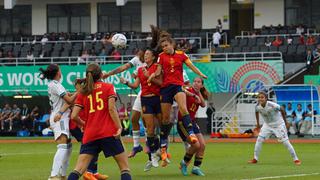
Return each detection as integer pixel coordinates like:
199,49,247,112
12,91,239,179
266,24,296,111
254,136,264,160
50,144,69,177
132,130,140,147
282,140,299,161
61,143,72,176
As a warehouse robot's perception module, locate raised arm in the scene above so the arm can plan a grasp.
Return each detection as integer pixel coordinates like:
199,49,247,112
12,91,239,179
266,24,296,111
120,77,140,89
185,59,207,79
62,92,78,104
70,106,85,127
102,63,132,79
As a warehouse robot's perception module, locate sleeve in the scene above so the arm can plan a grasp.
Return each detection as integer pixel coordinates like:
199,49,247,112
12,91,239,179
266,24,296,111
106,84,117,100
269,101,281,111
157,56,162,65
137,67,142,80
55,83,67,97
182,52,190,62
74,94,85,108
255,105,259,113
183,70,190,83
129,56,138,67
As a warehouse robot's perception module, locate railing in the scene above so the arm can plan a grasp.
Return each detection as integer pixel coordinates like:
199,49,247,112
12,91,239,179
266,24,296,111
235,33,320,39
0,53,215,66
210,51,283,61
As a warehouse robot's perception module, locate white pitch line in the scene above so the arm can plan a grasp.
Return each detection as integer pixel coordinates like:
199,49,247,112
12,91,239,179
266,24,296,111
242,172,320,180
0,151,55,156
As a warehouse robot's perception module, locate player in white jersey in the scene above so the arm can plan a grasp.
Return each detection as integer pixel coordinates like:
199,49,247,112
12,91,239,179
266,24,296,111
102,49,146,157
248,92,301,165
39,64,78,179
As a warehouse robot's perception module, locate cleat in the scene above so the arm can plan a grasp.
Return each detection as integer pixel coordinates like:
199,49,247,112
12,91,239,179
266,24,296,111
167,153,172,159
161,157,171,167
94,173,109,180
160,147,168,161
248,158,258,164
189,134,198,144
128,145,143,158
151,152,160,167
179,160,188,176
83,172,98,180
144,160,153,172
294,160,301,165
191,166,205,176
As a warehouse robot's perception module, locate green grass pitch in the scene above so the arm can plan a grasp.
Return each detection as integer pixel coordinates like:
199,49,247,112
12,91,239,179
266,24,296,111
0,140,320,180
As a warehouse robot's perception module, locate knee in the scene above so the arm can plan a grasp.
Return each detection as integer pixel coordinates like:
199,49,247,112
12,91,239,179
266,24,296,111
192,142,201,151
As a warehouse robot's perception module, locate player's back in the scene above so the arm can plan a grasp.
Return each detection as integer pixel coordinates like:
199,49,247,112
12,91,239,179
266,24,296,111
80,81,118,144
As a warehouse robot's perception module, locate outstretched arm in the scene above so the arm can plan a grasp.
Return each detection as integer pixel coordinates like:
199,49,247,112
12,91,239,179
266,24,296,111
120,77,140,89
102,63,132,79
185,59,207,79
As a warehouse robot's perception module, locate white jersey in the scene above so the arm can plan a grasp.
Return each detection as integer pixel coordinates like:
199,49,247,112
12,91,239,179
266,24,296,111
255,101,284,127
48,80,70,116
129,56,146,75
182,69,189,83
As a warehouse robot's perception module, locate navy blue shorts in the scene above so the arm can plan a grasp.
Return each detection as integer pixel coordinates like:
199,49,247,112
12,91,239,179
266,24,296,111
160,84,183,104
177,121,200,142
80,137,125,158
70,127,83,142
141,96,161,114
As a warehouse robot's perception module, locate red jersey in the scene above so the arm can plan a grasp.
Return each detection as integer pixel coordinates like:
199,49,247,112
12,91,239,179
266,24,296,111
137,63,161,96
75,82,118,144
178,87,200,121
69,109,86,130
158,50,189,87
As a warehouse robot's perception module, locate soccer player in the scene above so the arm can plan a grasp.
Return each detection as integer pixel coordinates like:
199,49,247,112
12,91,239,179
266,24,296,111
39,64,78,180
248,91,301,165
178,77,208,176
148,28,207,166
102,48,145,158
293,104,304,135
54,79,108,180
68,63,131,180
121,48,162,169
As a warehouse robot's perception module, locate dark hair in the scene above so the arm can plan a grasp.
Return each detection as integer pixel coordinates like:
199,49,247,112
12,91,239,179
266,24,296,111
39,64,59,80
145,47,158,63
81,63,102,95
195,77,209,100
74,78,86,87
257,91,268,99
150,25,174,53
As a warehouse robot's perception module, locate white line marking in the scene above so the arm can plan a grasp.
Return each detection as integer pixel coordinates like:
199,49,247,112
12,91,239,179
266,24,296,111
0,152,55,156
242,172,320,180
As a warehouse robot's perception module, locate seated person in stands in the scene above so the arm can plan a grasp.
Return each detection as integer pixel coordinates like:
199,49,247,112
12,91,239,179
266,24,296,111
299,104,317,137
111,48,121,61
312,45,320,61
34,110,50,134
264,38,271,47
0,104,12,131
296,25,304,35
299,35,305,45
21,104,31,130
272,36,282,47
306,35,316,46
287,36,293,45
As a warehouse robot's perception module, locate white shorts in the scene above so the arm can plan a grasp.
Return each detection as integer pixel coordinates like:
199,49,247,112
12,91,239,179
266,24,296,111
259,123,288,142
132,91,142,112
50,113,70,140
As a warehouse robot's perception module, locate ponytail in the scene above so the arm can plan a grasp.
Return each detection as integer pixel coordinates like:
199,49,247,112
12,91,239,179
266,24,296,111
81,63,102,95
200,87,209,100
39,64,59,80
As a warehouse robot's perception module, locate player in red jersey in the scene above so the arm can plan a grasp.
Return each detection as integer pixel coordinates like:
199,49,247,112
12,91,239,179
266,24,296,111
120,48,162,169
177,77,209,176
54,79,108,180
68,63,131,180
148,26,207,166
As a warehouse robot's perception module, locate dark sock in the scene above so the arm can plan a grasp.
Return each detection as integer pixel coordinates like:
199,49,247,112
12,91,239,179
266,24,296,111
194,156,203,167
147,136,156,152
181,114,194,135
68,170,81,180
121,170,132,180
148,152,151,161
160,123,172,147
154,136,160,151
87,155,98,174
183,153,193,164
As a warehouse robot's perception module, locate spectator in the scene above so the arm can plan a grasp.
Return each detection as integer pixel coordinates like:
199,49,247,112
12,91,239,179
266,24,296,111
98,47,107,61
206,102,215,133
216,19,223,33
26,51,34,61
306,35,316,46
299,104,317,137
306,49,314,72
41,35,48,45
286,102,295,135
111,48,121,61
212,29,221,48
287,36,293,45
296,25,304,35
6,50,15,64
272,36,283,47
312,45,320,60
265,38,272,47
299,35,305,45
7,104,21,131
34,110,50,135
78,50,89,63
0,49,4,64
30,106,40,122
0,104,12,131
21,104,31,130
